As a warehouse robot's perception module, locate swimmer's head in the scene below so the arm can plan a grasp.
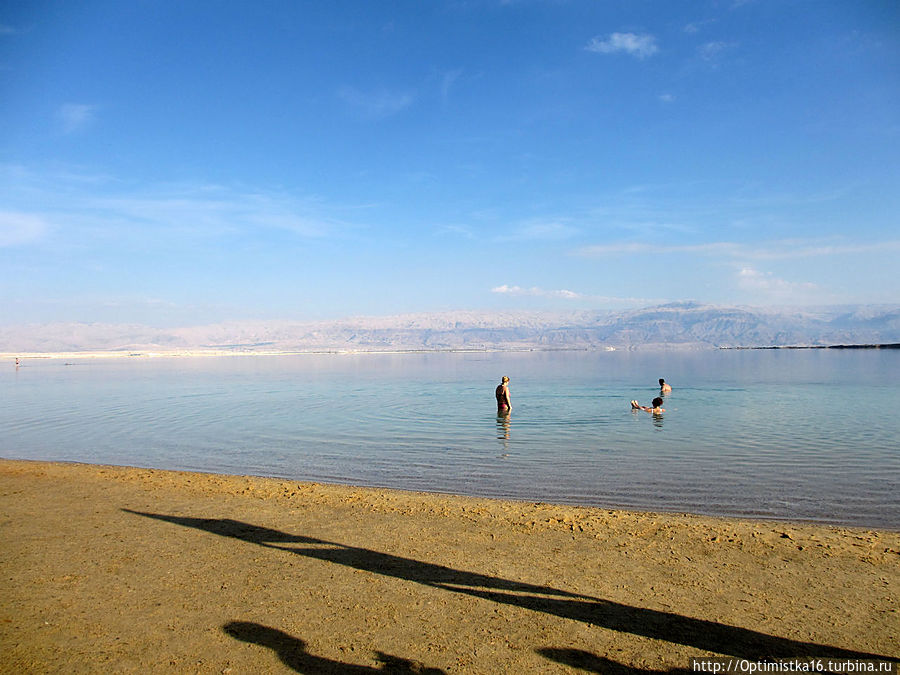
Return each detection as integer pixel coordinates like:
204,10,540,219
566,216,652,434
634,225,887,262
501,376,509,383
659,378,665,386
652,397,663,408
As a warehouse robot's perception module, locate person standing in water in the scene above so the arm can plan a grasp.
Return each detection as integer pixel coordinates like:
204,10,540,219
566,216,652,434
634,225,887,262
495,376,511,414
659,378,672,393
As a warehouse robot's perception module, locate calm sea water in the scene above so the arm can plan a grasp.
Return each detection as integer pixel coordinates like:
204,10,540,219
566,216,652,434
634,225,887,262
3,349,898,529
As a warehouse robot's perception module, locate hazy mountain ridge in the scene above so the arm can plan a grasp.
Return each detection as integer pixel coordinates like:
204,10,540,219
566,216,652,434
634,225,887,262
2,303,898,353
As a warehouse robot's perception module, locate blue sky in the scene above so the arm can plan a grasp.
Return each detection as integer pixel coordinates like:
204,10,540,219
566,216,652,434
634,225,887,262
1,1,898,326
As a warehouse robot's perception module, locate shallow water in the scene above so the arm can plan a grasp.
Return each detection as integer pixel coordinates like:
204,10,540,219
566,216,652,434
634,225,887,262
3,349,898,528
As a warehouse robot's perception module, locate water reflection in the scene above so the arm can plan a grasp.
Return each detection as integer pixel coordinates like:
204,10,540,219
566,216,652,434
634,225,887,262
496,413,511,438
496,412,511,456
630,407,665,429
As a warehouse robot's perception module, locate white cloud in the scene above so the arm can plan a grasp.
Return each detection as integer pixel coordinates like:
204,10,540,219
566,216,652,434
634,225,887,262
57,103,97,134
338,86,414,117
0,211,48,246
585,33,658,59
492,285,581,299
659,93,676,103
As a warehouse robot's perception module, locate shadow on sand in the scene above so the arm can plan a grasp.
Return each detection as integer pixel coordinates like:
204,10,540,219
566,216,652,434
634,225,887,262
538,647,692,674
223,621,444,674
125,510,897,662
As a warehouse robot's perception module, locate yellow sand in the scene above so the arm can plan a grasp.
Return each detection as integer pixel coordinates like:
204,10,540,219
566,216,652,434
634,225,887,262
1,459,897,673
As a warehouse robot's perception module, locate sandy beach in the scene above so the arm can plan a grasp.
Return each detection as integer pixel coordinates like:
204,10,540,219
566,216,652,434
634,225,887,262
1,459,897,673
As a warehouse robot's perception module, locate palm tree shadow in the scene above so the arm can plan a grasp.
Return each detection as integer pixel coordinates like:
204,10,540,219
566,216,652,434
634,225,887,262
223,621,444,674
126,510,898,662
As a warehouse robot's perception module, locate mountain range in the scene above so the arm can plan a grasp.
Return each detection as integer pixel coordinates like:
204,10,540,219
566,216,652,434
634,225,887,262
2,303,899,354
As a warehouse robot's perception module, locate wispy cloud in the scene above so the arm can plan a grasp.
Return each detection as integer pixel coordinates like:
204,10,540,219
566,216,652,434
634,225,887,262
495,221,578,243
684,20,716,34
698,41,735,63
440,69,463,104
737,266,821,303
0,211,49,246
57,103,98,134
89,188,335,240
436,224,476,239
491,284,664,308
338,86,414,118
492,284,581,299
576,239,900,260
578,241,734,257
0,166,343,247
585,32,658,59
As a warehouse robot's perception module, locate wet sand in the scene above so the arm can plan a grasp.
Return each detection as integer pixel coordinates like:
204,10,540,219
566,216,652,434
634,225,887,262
1,459,897,673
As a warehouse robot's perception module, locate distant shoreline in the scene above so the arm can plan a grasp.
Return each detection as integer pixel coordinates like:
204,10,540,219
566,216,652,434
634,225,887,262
723,343,900,351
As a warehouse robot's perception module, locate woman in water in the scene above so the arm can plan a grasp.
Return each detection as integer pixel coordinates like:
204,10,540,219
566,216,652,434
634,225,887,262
496,376,511,414
632,397,664,413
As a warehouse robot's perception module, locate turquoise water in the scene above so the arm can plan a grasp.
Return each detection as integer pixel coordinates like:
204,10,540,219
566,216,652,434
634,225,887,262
3,349,898,528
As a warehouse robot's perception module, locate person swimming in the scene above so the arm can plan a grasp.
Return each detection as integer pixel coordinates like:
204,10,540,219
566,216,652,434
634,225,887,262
632,397,665,413
659,378,672,393
495,375,511,414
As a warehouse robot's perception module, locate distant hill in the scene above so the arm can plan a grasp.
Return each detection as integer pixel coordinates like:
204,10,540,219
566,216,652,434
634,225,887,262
2,303,899,353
